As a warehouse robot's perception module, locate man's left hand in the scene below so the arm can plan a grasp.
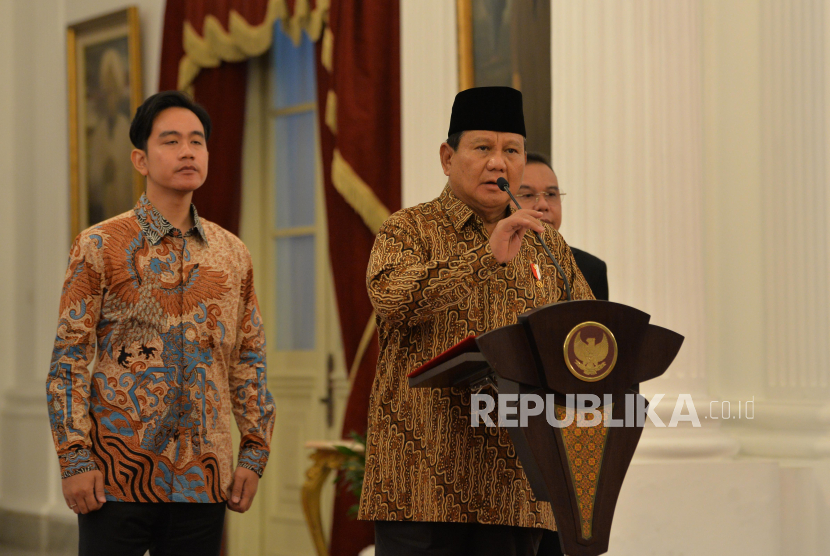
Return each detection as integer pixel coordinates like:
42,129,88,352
227,467,259,513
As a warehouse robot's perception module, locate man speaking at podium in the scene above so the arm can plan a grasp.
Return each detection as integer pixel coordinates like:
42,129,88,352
358,87,594,555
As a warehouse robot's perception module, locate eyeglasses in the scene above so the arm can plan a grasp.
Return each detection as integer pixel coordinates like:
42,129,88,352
515,191,566,203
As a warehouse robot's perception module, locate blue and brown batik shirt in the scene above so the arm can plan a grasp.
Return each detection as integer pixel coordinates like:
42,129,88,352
47,194,276,503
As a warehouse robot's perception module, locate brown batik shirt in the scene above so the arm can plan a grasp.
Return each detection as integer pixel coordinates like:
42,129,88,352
47,194,275,503
358,185,594,529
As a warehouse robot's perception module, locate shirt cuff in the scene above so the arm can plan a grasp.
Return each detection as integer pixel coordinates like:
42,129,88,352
59,447,98,479
237,446,270,478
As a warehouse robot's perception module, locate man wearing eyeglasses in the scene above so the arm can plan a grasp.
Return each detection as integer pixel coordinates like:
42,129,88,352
515,152,608,300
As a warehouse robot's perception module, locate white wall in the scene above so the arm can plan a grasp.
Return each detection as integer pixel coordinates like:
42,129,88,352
0,0,69,522
400,0,458,208
0,0,165,548
0,0,18,405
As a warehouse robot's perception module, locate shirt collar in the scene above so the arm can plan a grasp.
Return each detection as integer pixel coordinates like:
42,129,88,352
134,193,208,246
438,184,514,232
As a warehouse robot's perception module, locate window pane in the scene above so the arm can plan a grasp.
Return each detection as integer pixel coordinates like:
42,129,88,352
274,112,316,228
275,235,315,351
271,26,316,109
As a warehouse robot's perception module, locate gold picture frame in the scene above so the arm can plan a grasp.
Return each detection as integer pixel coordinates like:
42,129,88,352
67,6,143,239
455,0,552,157
457,0,476,91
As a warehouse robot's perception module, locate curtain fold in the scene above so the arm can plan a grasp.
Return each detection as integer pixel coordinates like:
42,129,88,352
159,0,269,234
316,1,400,553
159,1,400,554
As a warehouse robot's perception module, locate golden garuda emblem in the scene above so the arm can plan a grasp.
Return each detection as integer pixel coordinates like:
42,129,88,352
564,322,618,382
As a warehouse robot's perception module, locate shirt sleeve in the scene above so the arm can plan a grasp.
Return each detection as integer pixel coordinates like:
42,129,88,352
367,216,503,327
228,248,275,477
47,233,104,478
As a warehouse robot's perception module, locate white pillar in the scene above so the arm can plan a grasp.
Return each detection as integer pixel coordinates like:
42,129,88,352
700,2,830,553
732,0,830,457
0,0,73,526
551,0,736,459
702,0,830,454
552,2,779,553
728,1,830,549
0,0,77,549
759,0,830,402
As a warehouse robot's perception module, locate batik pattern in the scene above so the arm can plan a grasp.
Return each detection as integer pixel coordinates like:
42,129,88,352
47,195,275,503
359,185,594,530
556,405,609,540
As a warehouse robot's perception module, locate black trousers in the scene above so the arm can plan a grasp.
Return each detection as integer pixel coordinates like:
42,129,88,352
78,502,226,556
537,530,566,556
374,520,552,556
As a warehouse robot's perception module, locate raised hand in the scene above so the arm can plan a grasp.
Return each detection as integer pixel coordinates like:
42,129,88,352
489,209,545,264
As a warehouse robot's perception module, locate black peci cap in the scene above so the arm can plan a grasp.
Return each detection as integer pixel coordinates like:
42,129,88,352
447,86,526,137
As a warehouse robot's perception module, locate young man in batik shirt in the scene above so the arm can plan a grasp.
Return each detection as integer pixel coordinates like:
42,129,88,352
47,91,275,556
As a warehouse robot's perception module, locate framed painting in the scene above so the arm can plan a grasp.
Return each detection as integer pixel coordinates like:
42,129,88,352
457,0,551,158
67,7,142,239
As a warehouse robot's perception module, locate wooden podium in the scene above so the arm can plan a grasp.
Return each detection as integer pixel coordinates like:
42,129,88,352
408,300,683,556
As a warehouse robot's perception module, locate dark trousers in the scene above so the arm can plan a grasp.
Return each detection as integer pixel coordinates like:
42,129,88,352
78,502,226,556
537,530,566,556
375,520,548,556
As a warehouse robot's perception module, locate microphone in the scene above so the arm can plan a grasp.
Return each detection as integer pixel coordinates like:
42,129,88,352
496,177,572,301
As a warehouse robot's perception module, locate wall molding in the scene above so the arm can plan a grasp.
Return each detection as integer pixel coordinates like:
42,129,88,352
0,509,76,552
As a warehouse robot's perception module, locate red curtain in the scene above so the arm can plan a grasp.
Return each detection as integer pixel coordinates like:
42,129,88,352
159,2,400,555
316,0,401,554
158,1,270,235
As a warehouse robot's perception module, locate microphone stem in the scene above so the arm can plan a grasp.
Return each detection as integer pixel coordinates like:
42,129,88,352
503,187,573,302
